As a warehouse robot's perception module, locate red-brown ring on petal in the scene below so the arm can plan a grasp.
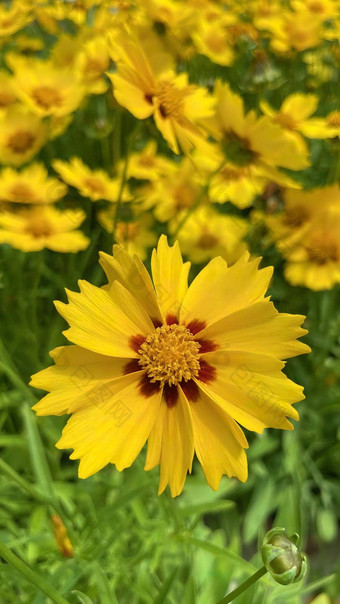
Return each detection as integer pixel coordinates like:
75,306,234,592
151,317,162,328
181,380,199,403
145,93,153,104
139,374,161,398
187,319,206,335
198,360,216,384
166,313,178,325
129,334,146,353
196,338,219,353
124,359,141,374
163,383,179,408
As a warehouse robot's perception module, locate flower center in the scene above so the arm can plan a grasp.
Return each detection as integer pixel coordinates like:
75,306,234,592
10,183,34,203
198,233,219,249
276,112,296,130
84,177,106,196
155,81,185,119
138,324,201,386
327,111,340,127
32,86,62,110
7,131,35,153
307,242,338,264
26,217,53,238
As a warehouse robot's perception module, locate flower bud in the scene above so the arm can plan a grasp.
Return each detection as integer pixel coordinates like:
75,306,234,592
261,527,307,585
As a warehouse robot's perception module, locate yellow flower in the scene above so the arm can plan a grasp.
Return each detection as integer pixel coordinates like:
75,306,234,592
263,186,340,252
0,206,89,253
192,16,235,66
0,105,47,166
74,36,111,95
122,140,175,182
291,0,339,21
30,236,309,496
97,212,158,260
265,9,323,54
0,1,32,37
140,157,203,222
10,58,86,118
260,93,337,141
177,206,249,264
0,71,17,112
52,158,128,203
283,208,340,290
0,163,67,205
208,82,310,176
108,26,214,154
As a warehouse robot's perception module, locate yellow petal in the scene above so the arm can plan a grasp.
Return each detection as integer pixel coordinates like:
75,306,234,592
188,387,248,489
280,93,318,121
151,235,190,321
55,280,154,357
100,245,163,322
180,253,272,329
57,375,162,477
199,300,310,359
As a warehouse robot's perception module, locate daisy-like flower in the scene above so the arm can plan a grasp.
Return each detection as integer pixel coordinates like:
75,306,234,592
0,206,89,253
97,212,158,260
52,158,129,203
10,58,86,118
30,236,309,496
0,105,47,167
0,163,67,205
283,208,340,290
177,205,249,265
260,93,338,143
206,82,310,180
0,1,32,37
108,26,214,154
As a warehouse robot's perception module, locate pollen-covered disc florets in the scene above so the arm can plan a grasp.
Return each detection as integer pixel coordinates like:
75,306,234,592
138,324,201,386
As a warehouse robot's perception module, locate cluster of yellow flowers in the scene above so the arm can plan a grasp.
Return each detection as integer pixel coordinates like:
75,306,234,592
1,0,340,284
2,0,340,493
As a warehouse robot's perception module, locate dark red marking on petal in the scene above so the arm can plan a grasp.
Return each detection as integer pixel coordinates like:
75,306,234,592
181,380,199,403
163,384,179,408
124,359,141,375
129,334,145,353
166,313,178,325
151,317,162,328
145,93,153,104
198,360,216,384
187,319,206,335
196,338,219,353
139,374,161,398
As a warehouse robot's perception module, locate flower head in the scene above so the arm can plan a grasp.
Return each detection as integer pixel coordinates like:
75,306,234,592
31,237,309,496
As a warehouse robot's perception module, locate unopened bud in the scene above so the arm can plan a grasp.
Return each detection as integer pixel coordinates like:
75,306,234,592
261,527,307,585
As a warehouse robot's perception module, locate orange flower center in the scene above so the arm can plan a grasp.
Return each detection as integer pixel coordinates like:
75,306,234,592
307,242,338,264
7,131,35,153
32,86,62,110
155,81,185,119
0,90,15,107
198,233,219,249
26,217,53,238
10,183,34,202
138,324,201,386
327,111,340,127
84,177,106,196
276,112,297,130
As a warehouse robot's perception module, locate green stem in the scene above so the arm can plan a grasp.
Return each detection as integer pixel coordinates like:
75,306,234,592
171,158,227,242
216,566,268,604
0,541,71,604
0,458,54,507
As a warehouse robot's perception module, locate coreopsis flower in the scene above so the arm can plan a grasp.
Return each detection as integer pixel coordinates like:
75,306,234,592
10,59,86,118
108,26,214,154
0,105,47,166
30,236,309,496
265,9,323,53
206,82,310,179
283,208,340,290
177,205,249,265
260,93,337,143
122,141,175,182
74,36,111,95
291,0,338,21
0,163,67,205
53,158,128,203
140,158,203,222
0,1,32,37
192,16,235,66
0,206,89,253
97,212,157,260
0,71,17,112
263,186,340,252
